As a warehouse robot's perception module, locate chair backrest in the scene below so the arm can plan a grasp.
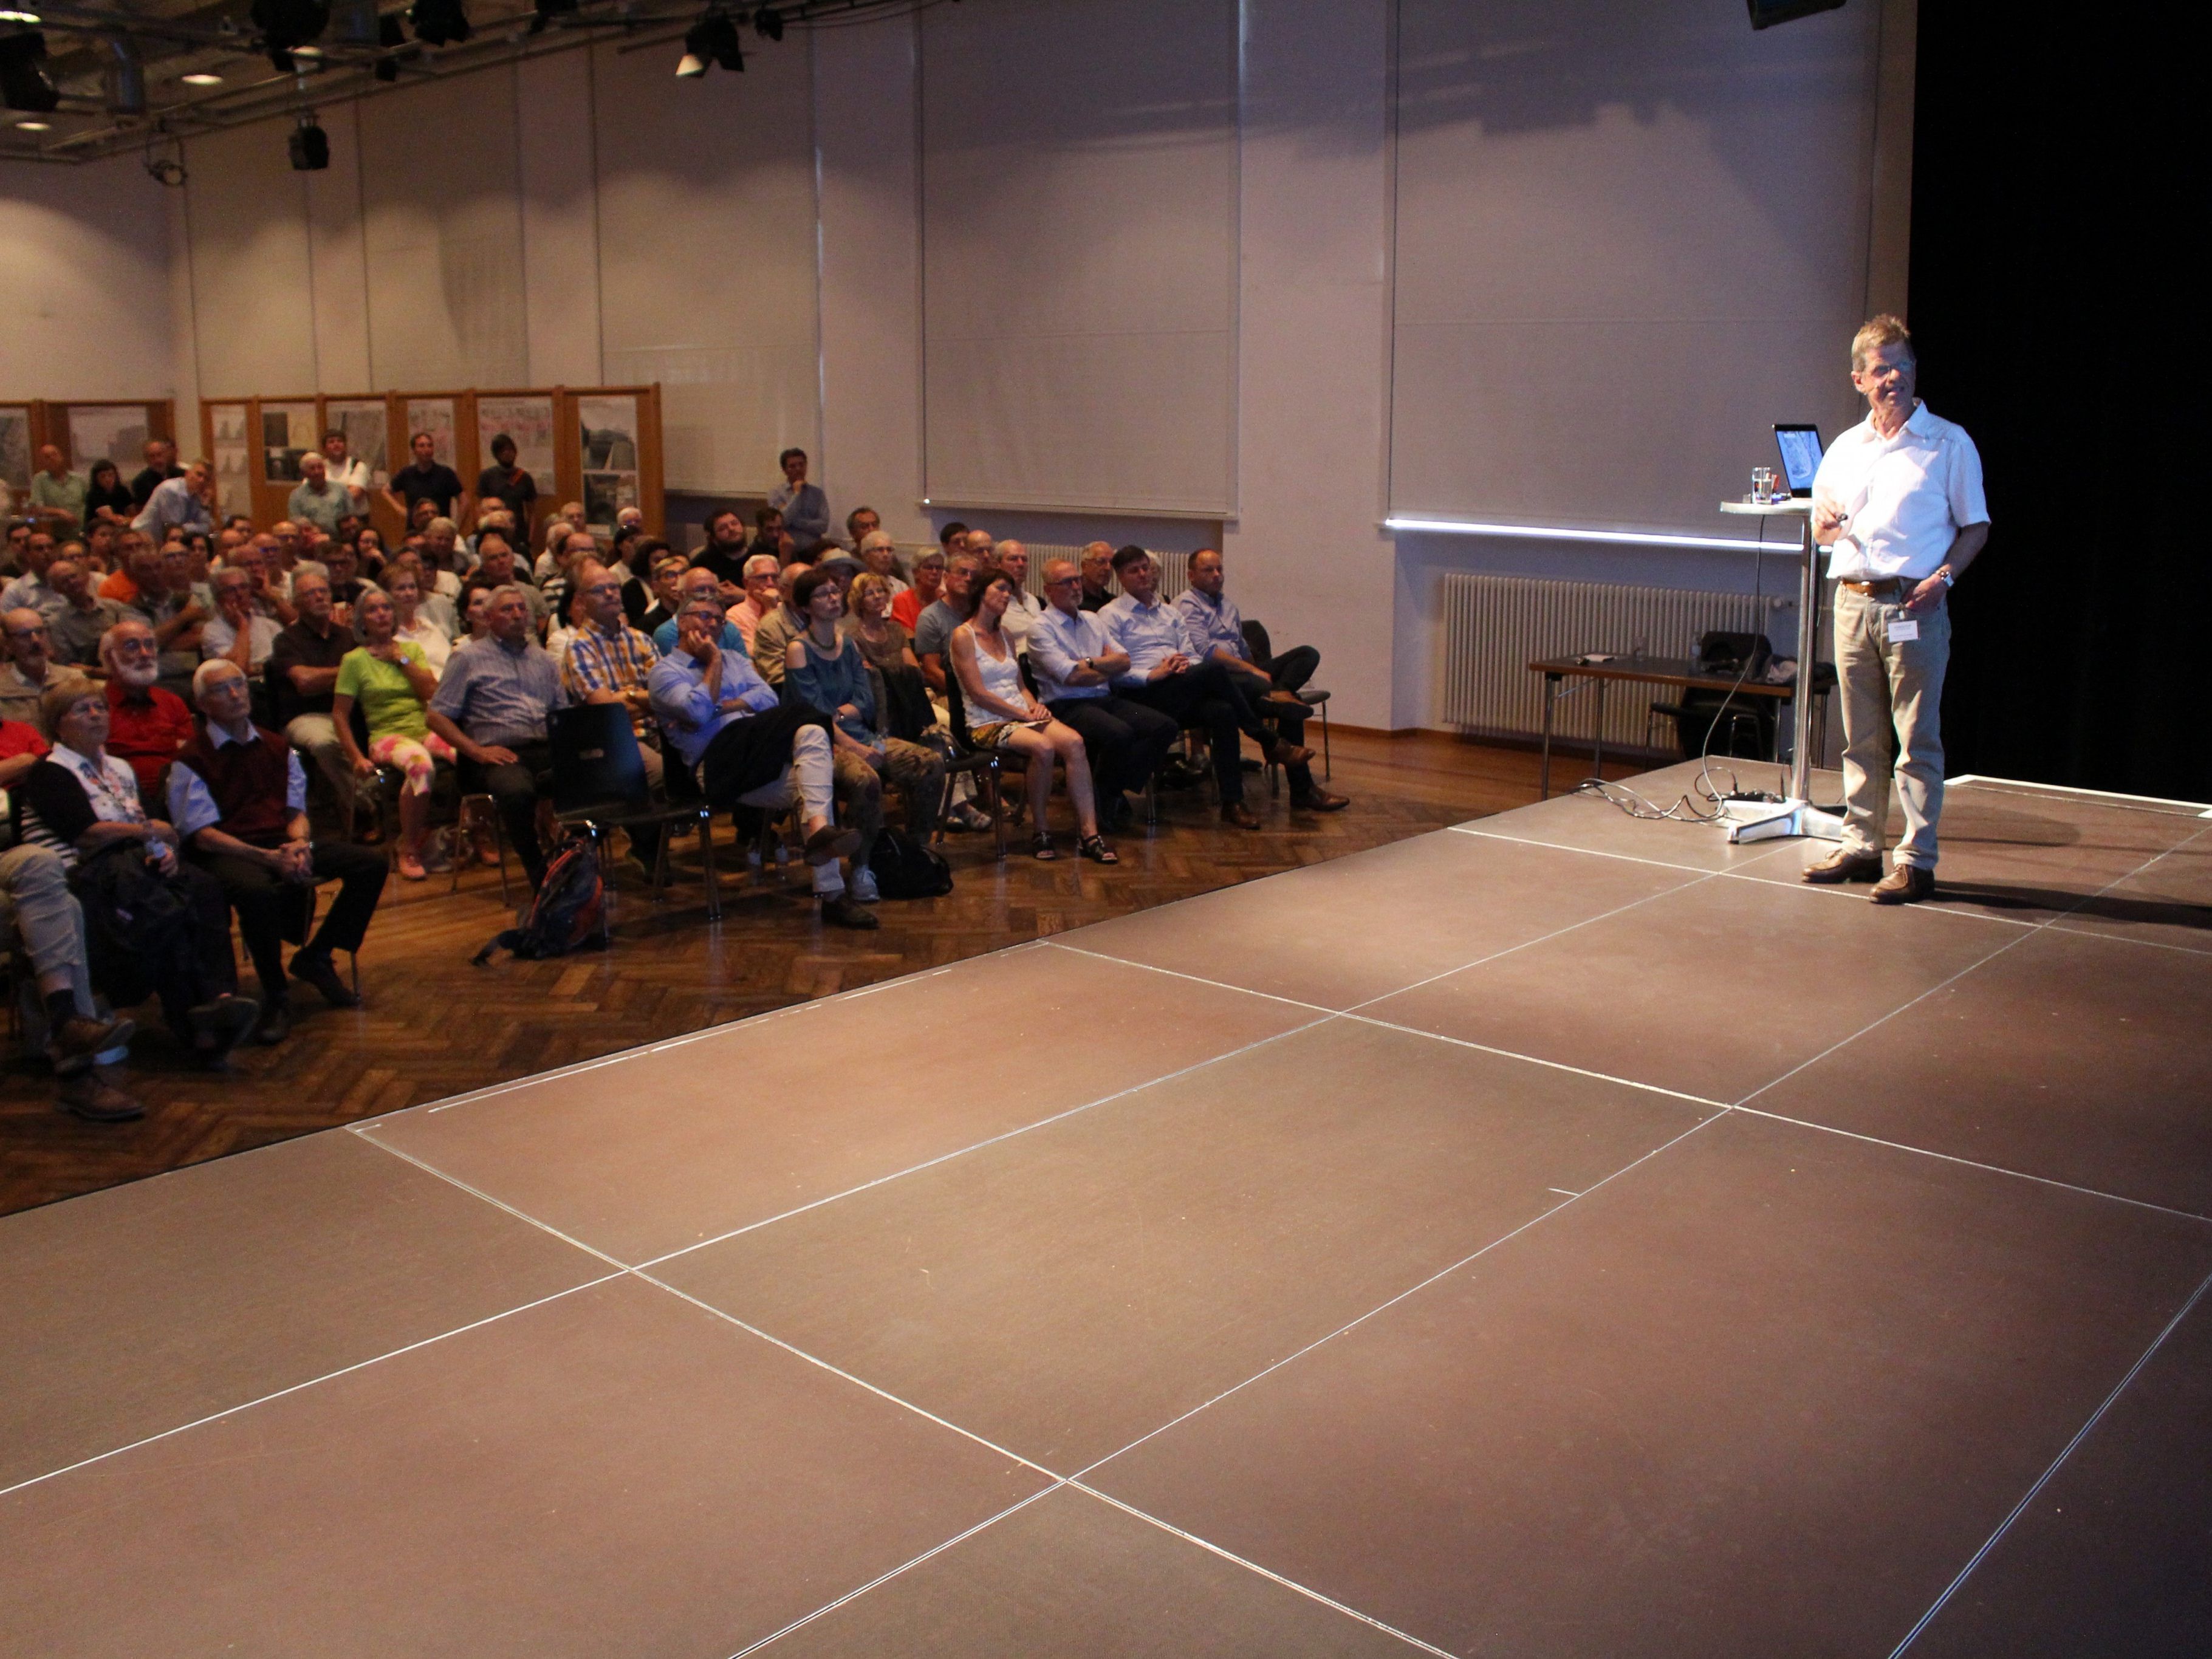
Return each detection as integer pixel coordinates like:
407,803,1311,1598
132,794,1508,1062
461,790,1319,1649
1241,617,1273,666
942,663,978,755
549,701,649,815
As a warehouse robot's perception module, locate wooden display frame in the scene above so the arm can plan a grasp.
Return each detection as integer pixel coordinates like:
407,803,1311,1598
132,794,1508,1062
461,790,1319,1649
194,385,665,545
1,398,176,515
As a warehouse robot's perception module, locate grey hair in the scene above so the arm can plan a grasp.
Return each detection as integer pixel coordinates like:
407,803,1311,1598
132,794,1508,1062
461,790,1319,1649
192,657,246,703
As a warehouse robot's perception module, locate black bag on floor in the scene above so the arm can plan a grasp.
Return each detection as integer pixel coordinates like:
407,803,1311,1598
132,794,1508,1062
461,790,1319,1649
473,839,604,962
868,826,953,899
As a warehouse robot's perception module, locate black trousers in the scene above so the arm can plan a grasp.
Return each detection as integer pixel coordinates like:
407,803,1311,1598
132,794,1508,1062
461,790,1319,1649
1047,694,1180,798
699,702,829,808
155,861,244,1035
1265,644,1320,695
1120,663,1278,806
460,739,553,889
194,841,388,1002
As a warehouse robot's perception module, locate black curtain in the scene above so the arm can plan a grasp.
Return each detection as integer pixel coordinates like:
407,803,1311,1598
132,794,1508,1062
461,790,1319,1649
1908,8,2205,799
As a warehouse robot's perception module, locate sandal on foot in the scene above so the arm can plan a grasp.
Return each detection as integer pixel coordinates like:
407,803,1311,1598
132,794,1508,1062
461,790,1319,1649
398,852,428,881
1030,831,1057,861
1078,835,1118,864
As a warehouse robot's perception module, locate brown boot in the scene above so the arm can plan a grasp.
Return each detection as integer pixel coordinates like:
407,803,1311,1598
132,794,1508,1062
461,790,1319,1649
1801,847,1884,884
1870,864,1936,905
1220,802,1263,829
1263,736,1315,768
47,1013,135,1076
1292,787,1350,813
55,1068,145,1123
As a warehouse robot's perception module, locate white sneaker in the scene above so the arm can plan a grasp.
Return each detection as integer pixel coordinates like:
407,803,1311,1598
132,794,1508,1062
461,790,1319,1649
848,867,880,902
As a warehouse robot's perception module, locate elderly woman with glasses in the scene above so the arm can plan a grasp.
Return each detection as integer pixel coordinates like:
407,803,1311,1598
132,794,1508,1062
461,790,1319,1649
333,586,453,880
7,680,259,1064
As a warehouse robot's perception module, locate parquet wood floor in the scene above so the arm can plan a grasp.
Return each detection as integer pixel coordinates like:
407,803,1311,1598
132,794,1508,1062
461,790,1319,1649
0,734,1647,1216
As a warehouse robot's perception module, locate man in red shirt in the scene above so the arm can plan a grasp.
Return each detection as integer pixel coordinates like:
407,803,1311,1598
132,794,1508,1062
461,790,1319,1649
100,617,194,793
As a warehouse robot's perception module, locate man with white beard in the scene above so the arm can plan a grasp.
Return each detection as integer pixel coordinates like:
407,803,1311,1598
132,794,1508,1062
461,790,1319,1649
98,618,196,796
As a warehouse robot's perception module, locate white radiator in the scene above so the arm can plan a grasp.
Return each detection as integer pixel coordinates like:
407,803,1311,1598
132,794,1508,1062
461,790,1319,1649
1440,572,1792,750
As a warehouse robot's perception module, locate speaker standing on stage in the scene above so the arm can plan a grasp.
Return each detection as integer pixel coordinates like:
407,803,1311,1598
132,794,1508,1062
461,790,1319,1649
1803,315,1990,906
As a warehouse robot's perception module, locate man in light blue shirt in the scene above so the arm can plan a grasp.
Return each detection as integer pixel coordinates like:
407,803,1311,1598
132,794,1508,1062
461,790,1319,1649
1098,546,1310,829
1175,549,1344,812
1030,559,1178,827
132,461,216,539
647,597,873,929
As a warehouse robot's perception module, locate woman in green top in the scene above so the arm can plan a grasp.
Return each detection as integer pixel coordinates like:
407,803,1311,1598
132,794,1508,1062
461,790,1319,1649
332,586,452,880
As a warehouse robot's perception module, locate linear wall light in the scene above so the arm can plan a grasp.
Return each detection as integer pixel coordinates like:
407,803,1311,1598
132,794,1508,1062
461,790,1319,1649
1382,515,1784,555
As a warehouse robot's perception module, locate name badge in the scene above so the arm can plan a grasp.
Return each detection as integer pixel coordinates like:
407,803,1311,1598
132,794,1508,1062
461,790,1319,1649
1887,617,1920,645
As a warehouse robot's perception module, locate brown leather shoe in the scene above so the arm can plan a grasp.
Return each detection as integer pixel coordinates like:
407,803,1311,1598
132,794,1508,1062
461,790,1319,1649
47,1013,135,1076
1220,802,1263,830
1870,863,1936,905
1801,848,1885,884
1292,788,1350,813
1263,737,1315,768
55,1068,145,1123
803,824,862,866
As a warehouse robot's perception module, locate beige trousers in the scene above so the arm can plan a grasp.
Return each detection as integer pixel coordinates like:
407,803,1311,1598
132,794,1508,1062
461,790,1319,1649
1834,584,1950,870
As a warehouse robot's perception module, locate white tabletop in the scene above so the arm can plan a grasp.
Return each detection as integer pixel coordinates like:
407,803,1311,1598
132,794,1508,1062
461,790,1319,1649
1719,499,1812,516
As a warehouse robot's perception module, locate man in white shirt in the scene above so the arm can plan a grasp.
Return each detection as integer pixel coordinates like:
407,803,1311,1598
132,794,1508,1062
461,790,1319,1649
991,540,1043,651
1806,314,1990,905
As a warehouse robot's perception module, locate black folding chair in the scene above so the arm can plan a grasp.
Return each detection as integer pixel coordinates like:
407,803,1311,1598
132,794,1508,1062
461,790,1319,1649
547,703,720,934
940,671,1009,861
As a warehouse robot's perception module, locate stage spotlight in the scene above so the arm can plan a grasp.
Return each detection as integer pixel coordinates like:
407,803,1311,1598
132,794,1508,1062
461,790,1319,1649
530,0,577,30
753,5,782,41
676,11,743,77
252,0,330,49
1747,0,1845,26
0,30,62,114
408,0,470,47
289,111,329,169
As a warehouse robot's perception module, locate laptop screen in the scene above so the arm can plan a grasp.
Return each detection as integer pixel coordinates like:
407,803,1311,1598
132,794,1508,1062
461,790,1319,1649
1773,425,1823,496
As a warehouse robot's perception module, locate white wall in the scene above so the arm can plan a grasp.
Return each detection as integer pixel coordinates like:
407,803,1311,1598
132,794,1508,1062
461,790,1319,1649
7,1,1913,730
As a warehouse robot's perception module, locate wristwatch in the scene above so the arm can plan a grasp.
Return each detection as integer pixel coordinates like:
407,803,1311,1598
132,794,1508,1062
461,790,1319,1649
1936,566,1955,588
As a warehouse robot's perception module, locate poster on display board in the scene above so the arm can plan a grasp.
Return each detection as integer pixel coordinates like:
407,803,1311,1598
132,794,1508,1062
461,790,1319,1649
475,395,556,495
65,405,150,473
402,399,458,468
262,402,317,482
0,406,30,491
324,399,389,486
577,395,640,532
208,403,253,519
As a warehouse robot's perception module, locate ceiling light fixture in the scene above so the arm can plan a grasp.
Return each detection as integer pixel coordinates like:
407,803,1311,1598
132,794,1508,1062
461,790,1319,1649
408,0,471,47
0,9,43,22
0,30,61,113
182,70,224,85
15,117,50,129
676,10,742,77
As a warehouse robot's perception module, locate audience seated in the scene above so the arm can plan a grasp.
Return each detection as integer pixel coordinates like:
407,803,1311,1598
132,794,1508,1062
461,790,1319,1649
913,550,981,697
46,559,130,669
845,507,883,554
747,560,810,686
267,568,359,829
27,445,87,536
383,565,454,674
991,539,1043,651
1029,560,1178,833
0,528,66,618
0,789,144,1120
0,609,87,728
1078,540,1117,611
1099,546,1310,830
855,529,906,595
333,587,453,881
10,680,258,1066
172,660,385,1044
651,566,744,657
725,553,780,652
426,584,568,891
458,526,547,633
100,620,195,795
787,566,945,890
560,559,668,872
843,572,936,743
202,566,283,674
128,439,184,511
891,547,943,632
649,595,874,928
768,448,831,547
83,460,135,527
142,545,213,697
951,572,1115,864
633,546,685,638
1176,549,1347,813
692,510,753,602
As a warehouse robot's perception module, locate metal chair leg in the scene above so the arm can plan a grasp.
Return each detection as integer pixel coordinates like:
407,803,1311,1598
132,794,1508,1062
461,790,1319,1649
698,809,721,921
1319,700,1330,780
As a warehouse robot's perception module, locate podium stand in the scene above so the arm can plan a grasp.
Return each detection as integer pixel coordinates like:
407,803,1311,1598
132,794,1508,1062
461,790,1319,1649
1713,500,1845,846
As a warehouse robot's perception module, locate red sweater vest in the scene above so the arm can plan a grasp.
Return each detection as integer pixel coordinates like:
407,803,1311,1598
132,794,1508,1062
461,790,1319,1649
179,723,295,847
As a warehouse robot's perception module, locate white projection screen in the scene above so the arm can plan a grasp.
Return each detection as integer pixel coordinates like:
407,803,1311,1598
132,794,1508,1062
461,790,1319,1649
1389,0,1879,537
920,0,1239,516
